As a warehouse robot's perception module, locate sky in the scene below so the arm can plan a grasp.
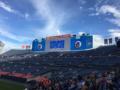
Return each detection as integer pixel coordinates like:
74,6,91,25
0,0,120,53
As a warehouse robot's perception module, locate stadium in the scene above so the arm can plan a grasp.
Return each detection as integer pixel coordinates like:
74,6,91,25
32,34,93,52
0,0,120,90
0,33,120,90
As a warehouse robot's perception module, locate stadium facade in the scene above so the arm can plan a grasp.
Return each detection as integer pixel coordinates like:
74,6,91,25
104,36,120,45
32,34,93,52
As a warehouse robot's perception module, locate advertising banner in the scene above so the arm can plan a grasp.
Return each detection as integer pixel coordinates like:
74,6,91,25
32,39,45,51
70,36,93,50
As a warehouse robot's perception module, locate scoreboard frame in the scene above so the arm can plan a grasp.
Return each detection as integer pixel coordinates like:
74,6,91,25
32,34,93,52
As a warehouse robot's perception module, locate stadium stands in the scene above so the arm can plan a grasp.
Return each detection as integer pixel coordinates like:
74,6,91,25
1,49,32,57
0,45,120,89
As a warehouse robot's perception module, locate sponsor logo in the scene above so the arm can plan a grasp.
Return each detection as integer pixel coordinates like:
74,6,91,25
75,41,81,48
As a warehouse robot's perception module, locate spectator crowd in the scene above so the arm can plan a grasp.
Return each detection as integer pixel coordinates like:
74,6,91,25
25,69,120,90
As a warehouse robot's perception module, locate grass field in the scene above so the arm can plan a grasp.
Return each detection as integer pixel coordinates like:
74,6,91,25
0,80,25,90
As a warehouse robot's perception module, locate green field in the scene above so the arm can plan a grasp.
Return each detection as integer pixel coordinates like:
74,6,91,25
0,80,25,90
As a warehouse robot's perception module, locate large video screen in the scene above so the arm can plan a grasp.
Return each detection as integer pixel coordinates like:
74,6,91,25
50,40,64,49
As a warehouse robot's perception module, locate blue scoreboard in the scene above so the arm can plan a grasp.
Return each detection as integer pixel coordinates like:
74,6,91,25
32,34,93,52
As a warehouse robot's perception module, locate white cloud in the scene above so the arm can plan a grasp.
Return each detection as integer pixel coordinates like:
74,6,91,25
0,28,33,42
78,0,86,5
99,5,120,18
108,29,120,37
24,13,30,20
89,12,100,16
98,5,120,27
0,1,33,53
107,18,120,27
31,0,70,37
93,35,104,48
0,1,16,13
90,5,120,17
0,1,31,20
0,26,34,54
56,29,61,35
79,6,83,10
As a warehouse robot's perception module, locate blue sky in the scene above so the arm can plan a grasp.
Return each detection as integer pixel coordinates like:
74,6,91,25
0,0,120,52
